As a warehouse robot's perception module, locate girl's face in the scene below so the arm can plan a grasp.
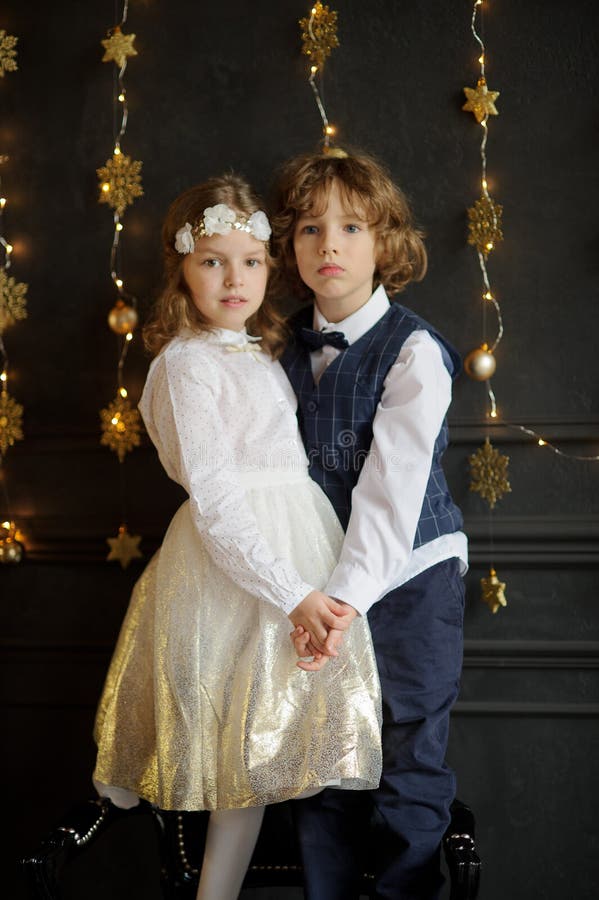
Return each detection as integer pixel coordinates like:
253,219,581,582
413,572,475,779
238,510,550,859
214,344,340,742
182,228,268,331
293,180,378,322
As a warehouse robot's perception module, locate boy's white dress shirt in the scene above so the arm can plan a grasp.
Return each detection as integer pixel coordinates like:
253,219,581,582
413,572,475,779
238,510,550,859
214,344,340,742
309,285,468,616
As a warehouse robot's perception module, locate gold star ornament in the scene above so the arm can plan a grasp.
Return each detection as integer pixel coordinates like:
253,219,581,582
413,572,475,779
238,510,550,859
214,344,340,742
481,567,507,614
100,395,143,462
467,195,503,257
107,523,142,569
299,2,339,71
0,269,28,333
0,30,18,77
463,78,500,123
469,437,511,509
97,153,144,217
0,388,24,456
101,27,138,68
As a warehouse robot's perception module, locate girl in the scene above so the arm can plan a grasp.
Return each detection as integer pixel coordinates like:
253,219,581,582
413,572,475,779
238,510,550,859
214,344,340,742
92,174,382,900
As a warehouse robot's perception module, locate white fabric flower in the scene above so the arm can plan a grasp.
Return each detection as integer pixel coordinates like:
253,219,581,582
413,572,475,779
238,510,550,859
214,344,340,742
248,210,271,241
203,204,237,236
174,222,196,254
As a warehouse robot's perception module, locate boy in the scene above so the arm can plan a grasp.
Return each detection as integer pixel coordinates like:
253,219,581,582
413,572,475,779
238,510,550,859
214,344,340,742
274,151,468,900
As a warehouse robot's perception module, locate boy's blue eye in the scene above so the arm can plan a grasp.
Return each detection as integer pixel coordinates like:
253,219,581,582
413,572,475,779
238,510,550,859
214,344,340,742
345,224,360,233
302,225,319,234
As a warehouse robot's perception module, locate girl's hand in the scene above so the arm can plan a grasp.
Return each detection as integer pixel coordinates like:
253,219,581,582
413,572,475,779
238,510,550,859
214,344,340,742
290,625,329,671
289,590,355,654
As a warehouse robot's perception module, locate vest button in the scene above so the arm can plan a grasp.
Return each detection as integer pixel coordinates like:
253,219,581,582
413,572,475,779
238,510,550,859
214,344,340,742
307,400,318,412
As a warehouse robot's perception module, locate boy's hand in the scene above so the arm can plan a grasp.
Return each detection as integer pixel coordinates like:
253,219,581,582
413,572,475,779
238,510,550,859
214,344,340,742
289,590,355,654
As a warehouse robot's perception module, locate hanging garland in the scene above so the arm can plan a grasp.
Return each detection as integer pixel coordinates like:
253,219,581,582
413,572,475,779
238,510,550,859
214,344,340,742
97,0,143,570
462,1,598,612
0,29,25,564
298,3,344,155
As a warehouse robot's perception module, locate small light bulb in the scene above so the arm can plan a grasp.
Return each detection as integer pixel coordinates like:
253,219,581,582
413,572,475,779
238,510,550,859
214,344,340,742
325,125,336,136
538,439,546,447
111,416,119,426
126,331,133,342
479,54,485,64
0,197,6,208
311,6,316,13
0,371,7,382
102,182,110,193
1,520,10,530
113,146,121,156
490,410,498,419
484,291,493,300
6,243,13,253
486,242,494,251
310,65,318,74
482,178,488,190
116,278,123,288
119,387,128,398
118,93,125,102
116,222,123,232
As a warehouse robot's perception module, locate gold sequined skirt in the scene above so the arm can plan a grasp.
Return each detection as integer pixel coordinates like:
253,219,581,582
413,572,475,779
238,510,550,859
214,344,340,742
93,473,382,811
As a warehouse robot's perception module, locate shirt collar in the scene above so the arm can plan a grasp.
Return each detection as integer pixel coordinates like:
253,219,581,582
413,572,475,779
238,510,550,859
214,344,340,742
312,284,390,346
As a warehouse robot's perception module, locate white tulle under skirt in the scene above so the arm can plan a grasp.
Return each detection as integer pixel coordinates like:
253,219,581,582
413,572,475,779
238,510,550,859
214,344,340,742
93,471,382,811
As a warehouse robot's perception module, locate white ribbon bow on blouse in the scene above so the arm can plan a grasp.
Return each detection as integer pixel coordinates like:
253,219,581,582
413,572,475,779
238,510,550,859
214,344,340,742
224,335,266,364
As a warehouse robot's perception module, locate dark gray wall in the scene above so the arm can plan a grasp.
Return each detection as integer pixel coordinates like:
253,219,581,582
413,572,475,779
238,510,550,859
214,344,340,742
1,1,598,897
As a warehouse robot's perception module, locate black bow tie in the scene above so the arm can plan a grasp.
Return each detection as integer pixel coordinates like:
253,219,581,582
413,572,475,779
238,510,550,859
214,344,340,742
299,326,349,351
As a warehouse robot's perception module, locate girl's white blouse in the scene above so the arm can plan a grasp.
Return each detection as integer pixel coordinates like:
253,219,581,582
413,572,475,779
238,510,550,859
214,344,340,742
138,328,315,615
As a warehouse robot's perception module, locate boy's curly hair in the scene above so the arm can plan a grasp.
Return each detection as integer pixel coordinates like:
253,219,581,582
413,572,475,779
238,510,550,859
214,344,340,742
270,151,427,301
144,174,288,358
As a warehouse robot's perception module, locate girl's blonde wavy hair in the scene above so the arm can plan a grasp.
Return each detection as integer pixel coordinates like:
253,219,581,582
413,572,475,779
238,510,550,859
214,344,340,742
144,174,288,357
270,151,427,301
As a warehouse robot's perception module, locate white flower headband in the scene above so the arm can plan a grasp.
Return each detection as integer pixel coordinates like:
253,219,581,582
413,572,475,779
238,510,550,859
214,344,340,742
174,203,272,254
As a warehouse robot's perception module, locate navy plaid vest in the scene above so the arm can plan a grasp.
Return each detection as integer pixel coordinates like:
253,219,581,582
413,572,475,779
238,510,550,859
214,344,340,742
282,302,464,545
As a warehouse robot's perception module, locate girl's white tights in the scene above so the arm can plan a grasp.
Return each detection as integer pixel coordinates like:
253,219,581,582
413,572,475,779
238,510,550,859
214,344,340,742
195,805,265,900
195,788,323,900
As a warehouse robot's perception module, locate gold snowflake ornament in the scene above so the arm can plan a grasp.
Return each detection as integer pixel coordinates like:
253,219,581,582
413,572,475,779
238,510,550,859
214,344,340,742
0,268,28,334
0,388,24,456
97,153,143,216
101,27,138,68
469,437,511,509
463,78,500,123
299,2,339,71
481,567,507,614
107,523,142,569
0,30,18,77
100,395,142,462
467,196,503,257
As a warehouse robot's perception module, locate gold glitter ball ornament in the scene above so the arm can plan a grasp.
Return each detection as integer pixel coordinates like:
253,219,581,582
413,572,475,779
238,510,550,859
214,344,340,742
106,523,142,569
108,300,138,335
467,195,503,257
100,395,142,462
462,78,500,123
299,2,340,71
481,567,507,614
0,269,28,334
469,437,511,509
101,27,138,68
0,388,24,456
464,344,496,381
0,30,18,77
97,154,144,217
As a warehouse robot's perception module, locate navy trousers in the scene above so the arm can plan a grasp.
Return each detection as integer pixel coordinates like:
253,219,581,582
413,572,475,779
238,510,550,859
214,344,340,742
294,558,465,900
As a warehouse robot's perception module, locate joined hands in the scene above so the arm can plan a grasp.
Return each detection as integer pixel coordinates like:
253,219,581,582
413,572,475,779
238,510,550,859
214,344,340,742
288,590,358,671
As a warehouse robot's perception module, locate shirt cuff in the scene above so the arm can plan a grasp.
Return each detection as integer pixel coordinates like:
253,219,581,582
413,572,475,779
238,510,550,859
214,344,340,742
325,563,384,617
278,579,315,617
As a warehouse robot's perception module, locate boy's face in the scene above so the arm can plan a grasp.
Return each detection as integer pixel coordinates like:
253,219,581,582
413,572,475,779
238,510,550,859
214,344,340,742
293,181,377,323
